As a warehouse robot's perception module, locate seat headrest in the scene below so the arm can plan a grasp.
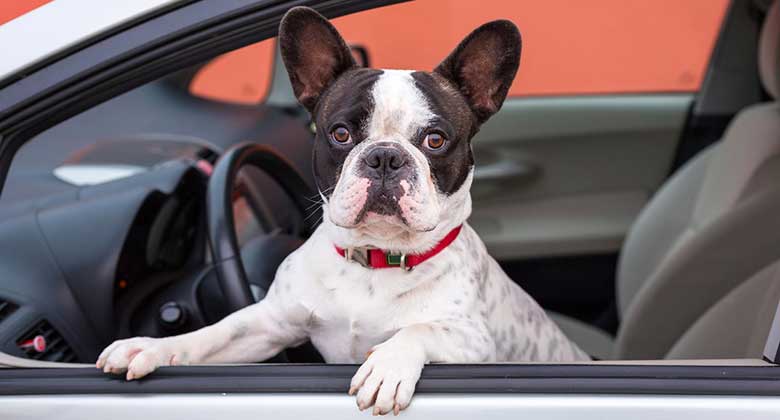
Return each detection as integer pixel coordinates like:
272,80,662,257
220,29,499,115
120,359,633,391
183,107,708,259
760,0,780,99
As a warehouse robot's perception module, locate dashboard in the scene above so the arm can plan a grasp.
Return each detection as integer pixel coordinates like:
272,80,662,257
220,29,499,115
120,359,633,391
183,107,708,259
0,161,205,362
0,54,318,365
0,156,287,364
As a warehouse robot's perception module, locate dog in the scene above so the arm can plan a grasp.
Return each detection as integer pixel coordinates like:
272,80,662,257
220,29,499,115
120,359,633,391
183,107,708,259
96,6,589,415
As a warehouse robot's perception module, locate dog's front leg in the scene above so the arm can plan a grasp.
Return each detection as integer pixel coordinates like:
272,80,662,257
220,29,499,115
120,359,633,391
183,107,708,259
96,297,307,380
349,319,494,415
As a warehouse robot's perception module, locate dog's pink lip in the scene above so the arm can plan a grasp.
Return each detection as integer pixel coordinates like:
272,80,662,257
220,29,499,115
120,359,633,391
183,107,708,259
330,216,361,229
336,210,438,234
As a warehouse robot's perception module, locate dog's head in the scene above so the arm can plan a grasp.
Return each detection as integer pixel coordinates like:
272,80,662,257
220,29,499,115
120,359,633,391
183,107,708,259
279,7,521,251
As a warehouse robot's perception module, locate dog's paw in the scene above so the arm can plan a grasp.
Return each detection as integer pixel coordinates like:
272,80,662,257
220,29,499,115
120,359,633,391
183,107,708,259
349,340,426,415
96,337,181,380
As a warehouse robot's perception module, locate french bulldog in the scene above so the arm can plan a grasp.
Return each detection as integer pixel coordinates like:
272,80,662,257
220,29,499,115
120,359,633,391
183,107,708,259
97,6,589,415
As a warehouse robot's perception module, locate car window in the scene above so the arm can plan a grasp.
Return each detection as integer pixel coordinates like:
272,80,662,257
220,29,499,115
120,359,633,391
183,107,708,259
192,0,729,101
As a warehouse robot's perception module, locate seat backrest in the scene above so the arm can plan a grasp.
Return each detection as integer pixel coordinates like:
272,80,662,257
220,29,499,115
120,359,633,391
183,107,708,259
614,1,780,359
665,260,780,359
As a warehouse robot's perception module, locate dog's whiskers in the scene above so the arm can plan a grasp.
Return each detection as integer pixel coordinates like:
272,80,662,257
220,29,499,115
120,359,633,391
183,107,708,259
304,200,322,211
304,207,323,222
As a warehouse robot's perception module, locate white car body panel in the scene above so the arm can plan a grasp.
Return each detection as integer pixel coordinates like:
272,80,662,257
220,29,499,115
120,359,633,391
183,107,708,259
3,394,780,420
0,0,179,81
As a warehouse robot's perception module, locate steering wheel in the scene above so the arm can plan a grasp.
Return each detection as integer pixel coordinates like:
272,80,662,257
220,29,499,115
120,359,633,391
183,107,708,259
206,143,317,313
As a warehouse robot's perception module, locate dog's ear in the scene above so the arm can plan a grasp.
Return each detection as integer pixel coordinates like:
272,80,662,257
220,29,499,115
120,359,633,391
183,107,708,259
434,20,521,124
279,7,357,112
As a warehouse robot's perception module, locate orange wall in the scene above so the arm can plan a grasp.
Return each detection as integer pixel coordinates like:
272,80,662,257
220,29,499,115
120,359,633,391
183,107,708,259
193,0,729,104
190,40,276,104
0,0,50,25
333,0,729,96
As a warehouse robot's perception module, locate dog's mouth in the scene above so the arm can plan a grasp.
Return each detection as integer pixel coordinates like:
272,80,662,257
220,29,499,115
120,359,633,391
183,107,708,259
329,183,437,233
327,162,441,234
348,186,408,226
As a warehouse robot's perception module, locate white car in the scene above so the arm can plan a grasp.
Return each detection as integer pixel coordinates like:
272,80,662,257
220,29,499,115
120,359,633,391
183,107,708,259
1,0,780,418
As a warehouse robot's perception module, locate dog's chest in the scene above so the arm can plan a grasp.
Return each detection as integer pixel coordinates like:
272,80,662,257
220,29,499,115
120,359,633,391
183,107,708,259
283,225,486,363
303,257,465,363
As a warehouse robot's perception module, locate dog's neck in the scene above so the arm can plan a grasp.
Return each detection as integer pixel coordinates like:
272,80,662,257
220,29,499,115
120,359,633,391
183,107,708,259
322,174,473,254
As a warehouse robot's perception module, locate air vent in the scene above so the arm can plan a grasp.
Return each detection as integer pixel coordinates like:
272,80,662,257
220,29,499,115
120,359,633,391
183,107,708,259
16,320,78,363
0,298,18,324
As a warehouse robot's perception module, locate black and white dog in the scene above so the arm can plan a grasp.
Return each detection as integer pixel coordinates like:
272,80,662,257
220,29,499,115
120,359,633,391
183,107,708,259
97,7,588,415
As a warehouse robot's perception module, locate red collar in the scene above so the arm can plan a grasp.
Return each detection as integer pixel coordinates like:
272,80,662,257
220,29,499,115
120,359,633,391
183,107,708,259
334,225,462,271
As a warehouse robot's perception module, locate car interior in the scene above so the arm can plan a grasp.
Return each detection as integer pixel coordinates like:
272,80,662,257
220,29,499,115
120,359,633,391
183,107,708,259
0,0,778,369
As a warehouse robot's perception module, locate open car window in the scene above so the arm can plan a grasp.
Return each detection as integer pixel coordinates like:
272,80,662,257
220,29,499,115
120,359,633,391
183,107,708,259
0,0,765,363
1,1,780,418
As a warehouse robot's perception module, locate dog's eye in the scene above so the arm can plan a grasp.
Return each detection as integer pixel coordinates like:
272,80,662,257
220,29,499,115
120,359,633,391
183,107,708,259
424,132,446,150
330,126,352,144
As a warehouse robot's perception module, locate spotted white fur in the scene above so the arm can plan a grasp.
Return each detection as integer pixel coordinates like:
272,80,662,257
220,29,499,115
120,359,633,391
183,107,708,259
97,68,588,416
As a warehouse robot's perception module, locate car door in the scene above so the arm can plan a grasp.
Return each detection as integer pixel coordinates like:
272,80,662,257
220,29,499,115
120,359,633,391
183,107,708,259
2,1,780,419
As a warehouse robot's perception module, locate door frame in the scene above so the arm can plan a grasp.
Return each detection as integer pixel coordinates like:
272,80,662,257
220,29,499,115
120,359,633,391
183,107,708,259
2,363,780,396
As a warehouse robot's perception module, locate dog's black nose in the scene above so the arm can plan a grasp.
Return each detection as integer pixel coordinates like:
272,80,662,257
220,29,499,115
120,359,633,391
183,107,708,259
363,146,408,178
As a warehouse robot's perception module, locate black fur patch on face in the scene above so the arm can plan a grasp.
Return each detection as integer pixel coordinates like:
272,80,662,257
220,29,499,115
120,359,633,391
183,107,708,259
281,6,521,208
312,68,382,195
411,71,477,195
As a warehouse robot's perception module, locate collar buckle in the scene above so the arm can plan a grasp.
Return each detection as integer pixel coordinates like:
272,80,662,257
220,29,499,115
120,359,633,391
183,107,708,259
344,248,413,271
386,252,412,271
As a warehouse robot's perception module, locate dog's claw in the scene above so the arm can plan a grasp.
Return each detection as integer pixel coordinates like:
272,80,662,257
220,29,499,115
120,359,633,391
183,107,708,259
350,341,423,416
98,336,176,382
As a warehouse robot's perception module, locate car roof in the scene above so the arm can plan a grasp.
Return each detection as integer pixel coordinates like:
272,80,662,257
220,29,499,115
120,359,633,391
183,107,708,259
0,0,177,82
